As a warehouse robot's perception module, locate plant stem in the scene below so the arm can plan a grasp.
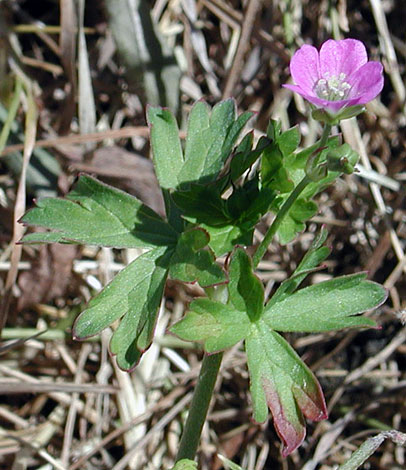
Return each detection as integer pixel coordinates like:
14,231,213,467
319,123,332,148
175,123,333,463
175,351,223,462
252,123,332,269
253,174,311,268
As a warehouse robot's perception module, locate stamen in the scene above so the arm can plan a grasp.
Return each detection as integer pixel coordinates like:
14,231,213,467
314,73,352,101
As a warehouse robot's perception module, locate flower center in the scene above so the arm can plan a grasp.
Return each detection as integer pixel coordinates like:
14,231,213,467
314,73,352,101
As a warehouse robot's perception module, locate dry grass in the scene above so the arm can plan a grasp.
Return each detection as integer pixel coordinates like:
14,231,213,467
0,0,405,469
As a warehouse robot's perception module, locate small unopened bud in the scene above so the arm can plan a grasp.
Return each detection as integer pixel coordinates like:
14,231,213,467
326,144,359,174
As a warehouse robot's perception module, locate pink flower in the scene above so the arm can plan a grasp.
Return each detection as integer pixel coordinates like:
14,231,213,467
283,39,384,115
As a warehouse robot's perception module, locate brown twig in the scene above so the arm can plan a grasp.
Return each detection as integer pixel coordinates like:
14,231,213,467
222,0,262,99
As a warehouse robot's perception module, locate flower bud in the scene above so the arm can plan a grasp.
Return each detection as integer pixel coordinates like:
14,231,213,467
326,144,359,174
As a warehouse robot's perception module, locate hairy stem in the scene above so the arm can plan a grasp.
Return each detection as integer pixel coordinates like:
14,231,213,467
175,124,333,463
252,123,332,269
175,352,223,462
252,175,311,268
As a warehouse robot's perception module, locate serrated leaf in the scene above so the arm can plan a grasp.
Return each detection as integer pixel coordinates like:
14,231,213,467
170,298,250,353
246,324,327,456
169,228,226,287
264,273,387,332
73,246,170,337
228,248,264,321
147,106,184,189
21,175,178,248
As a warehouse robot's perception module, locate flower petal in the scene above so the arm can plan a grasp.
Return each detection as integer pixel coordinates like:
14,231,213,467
292,91,348,112
348,61,384,104
282,84,308,97
289,44,320,94
319,39,368,79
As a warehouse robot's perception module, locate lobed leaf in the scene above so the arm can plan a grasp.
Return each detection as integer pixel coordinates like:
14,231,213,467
200,223,252,258
169,228,227,287
73,246,172,370
177,101,211,183
264,273,387,332
272,197,318,245
261,125,342,244
21,175,178,249
170,297,250,353
172,183,229,226
246,323,327,456
109,249,170,370
147,106,184,189
269,228,330,306
228,248,264,321
177,99,253,186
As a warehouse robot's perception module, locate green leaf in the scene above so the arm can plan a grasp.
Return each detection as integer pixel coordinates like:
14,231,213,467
170,459,198,470
199,99,236,179
147,106,184,189
233,186,275,225
217,455,246,470
21,175,178,248
73,247,171,370
246,324,327,456
228,248,264,321
261,143,294,193
218,110,253,170
182,100,253,184
172,183,229,226
226,175,274,221
261,130,341,244
230,132,256,182
277,126,301,158
109,247,171,370
269,228,330,306
264,273,387,332
170,297,250,353
177,100,211,183
261,122,300,193
169,228,227,287
200,223,253,258
274,197,318,245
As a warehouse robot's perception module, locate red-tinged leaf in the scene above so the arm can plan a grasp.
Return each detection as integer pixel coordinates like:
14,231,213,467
246,322,327,456
261,376,305,457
